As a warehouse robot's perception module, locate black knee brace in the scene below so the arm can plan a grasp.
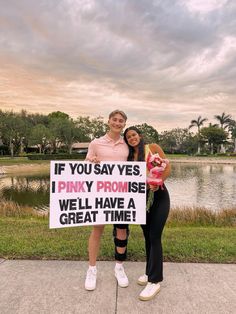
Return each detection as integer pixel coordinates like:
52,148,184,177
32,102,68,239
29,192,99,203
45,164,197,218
115,248,127,261
113,225,129,261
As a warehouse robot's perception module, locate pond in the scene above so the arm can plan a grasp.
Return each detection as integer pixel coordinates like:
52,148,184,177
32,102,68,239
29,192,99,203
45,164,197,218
0,163,235,211
167,163,236,211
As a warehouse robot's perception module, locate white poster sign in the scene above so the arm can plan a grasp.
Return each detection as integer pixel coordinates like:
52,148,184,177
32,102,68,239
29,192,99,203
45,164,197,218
50,161,146,228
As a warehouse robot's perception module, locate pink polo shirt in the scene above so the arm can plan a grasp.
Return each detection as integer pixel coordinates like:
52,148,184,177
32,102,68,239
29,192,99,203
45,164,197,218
86,134,129,161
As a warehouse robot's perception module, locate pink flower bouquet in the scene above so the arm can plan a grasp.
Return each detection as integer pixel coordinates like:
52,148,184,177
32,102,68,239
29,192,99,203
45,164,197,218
146,152,169,211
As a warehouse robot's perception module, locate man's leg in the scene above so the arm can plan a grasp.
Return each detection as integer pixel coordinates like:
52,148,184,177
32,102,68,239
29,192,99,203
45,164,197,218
85,225,104,291
113,224,129,287
89,225,105,265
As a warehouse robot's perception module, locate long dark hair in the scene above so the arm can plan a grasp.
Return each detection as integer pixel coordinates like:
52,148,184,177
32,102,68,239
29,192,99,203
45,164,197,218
124,126,145,161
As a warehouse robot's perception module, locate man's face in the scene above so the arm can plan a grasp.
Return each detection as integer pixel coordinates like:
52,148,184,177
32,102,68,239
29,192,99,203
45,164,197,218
108,113,126,134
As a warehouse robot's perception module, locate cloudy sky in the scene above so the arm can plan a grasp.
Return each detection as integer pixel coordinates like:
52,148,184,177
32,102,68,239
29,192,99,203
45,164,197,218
0,0,235,131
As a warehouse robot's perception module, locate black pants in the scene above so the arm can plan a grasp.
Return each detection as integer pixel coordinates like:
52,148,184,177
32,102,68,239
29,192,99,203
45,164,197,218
141,186,170,283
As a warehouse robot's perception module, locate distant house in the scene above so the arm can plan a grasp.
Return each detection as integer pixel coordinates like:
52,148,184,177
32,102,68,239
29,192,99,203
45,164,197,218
72,142,90,154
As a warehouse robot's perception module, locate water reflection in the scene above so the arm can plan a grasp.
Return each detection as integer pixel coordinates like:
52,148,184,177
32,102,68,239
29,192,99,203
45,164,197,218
0,163,235,211
167,163,236,211
0,174,49,207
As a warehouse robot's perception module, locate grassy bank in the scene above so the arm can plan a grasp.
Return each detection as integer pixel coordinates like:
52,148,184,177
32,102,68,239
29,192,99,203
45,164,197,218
0,157,50,165
0,217,235,263
1,200,235,227
0,202,235,263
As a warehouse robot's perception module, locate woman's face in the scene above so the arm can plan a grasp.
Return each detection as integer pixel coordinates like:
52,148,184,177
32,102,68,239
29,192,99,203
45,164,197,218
125,129,141,147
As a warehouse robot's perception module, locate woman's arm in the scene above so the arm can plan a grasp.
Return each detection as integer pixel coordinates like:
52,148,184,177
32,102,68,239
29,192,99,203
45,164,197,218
150,143,171,181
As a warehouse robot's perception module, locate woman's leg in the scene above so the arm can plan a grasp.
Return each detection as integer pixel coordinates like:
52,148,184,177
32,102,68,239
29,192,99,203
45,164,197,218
148,187,170,283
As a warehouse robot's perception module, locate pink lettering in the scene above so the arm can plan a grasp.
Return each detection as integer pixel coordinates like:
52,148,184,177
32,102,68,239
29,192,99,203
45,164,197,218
58,181,66,192
58,181,86,193
96,181,128,192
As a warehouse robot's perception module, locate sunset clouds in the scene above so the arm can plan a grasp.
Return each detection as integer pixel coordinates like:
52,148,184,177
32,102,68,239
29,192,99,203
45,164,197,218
0,0,235,130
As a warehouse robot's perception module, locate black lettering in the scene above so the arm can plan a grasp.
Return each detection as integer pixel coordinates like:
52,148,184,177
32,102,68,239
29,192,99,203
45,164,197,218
124,211,131,221
127,198,136,209
85,181,93,192
55,163,65,175
68,212,76,224
117,164,125,175
103,210,110,221
69,163,77,175
95,197,103,208
94,164,101,174
114,210,124,221
84,211,92,223
59,213,68,224
138,182,146,193
76,212,84,223
91,211,98,222
104,198,111,208
107,164,115,175
83,163,92,174
59,199,70,211
77,198,92,210
52,181,55,193
132,211,136,221
69,199,77,210
133,165,140,176
125,165,133,175
130,182,138,192
54,163,58,175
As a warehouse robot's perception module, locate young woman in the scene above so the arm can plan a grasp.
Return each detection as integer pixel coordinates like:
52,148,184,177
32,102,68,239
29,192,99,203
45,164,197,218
124,126,171,301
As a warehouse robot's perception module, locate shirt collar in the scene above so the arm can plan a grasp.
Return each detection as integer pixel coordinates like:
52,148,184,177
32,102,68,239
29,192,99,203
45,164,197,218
104,133,124,144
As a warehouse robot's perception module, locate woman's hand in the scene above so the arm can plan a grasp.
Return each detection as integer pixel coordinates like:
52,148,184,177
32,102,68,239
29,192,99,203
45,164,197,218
149,184,159,192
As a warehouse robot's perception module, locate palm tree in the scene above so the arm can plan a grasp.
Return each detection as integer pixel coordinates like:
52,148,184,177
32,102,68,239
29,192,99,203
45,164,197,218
189,116,208,154
228,119,236,153
214,112,232,152
214,112,232,129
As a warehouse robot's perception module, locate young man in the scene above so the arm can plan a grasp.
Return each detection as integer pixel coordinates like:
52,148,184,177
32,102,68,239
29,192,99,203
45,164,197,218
85,110,130,291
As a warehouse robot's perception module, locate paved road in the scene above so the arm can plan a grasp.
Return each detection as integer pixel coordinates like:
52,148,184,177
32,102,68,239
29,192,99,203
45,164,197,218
0,260,235,314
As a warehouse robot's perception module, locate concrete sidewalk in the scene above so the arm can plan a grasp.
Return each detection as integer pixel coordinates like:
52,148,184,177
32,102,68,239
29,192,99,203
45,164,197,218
0,259,235,314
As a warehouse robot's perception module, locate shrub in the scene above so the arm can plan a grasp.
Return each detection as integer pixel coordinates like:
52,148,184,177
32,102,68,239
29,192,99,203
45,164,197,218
27,153,86,160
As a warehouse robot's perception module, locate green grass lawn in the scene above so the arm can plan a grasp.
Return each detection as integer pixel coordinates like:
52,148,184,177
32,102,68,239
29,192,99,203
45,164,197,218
0,217,235,263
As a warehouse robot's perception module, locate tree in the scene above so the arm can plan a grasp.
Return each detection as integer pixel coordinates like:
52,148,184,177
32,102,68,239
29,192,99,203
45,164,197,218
228,119,236,153
214,112,232,129
189,116,208,154
48,111,70,120
201,126,227,154
133,123,159,143
89,116,108,139
76,116,107,141
214,112,232,153
159,131,176,154
0,112,28,157
59,119,82,154
26,113,50,127
48,112,71,153
159,128,197,154
28,124,51,154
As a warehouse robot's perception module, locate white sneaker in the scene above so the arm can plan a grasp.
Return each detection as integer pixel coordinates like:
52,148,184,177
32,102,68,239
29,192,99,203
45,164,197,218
137,274,148,286
85,268,97,291
114,264,129,288
139,282,161,301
